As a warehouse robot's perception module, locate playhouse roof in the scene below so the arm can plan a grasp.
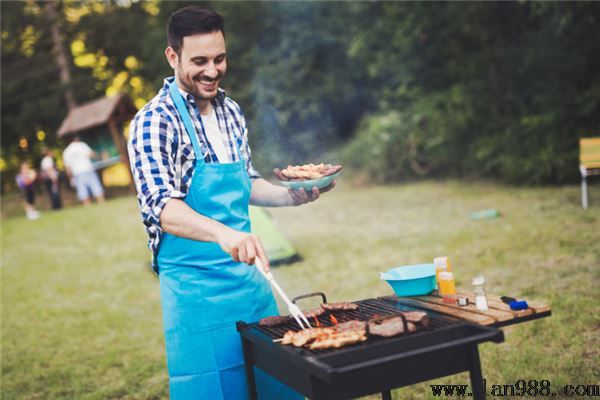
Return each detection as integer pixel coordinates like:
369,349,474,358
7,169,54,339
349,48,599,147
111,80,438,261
57,93,137,137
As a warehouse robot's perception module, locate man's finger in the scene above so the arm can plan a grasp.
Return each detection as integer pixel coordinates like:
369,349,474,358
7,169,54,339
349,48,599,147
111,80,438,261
238,244,247,263
295,188,307,201
246,240,257,266
253,236,270,272
230,247,240,262
311,187,320,201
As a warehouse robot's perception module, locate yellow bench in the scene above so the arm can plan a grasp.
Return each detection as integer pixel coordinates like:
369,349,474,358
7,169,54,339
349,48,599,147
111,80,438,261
580,137,600,208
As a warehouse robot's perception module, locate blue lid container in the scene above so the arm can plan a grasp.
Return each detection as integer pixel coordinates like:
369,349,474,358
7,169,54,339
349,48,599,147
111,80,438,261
380,263,436,297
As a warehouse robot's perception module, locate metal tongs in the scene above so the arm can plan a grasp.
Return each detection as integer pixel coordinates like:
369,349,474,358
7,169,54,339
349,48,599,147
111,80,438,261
255,258,311,330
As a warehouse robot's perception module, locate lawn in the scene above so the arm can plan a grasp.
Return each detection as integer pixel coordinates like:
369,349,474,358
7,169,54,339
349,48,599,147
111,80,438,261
2,180,599,399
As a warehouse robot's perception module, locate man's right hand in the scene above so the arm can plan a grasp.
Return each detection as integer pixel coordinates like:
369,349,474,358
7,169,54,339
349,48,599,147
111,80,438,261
161,199,270,270
217,229,270,271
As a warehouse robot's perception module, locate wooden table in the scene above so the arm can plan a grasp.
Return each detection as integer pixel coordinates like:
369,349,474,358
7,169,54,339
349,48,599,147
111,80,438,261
383,290,551,327
376,291,551,399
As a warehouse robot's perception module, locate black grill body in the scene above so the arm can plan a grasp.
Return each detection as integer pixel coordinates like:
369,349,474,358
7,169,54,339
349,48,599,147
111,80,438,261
237,296,504,400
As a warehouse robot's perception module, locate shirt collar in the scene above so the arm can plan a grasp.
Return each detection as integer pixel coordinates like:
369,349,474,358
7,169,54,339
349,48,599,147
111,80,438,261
163,76,226,104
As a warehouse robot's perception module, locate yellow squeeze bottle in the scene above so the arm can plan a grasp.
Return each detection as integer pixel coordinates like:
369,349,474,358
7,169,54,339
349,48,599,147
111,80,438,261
438,271,456,296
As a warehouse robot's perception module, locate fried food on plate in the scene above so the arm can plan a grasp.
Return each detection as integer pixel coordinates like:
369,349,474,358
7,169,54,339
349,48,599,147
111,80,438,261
274,163,342,181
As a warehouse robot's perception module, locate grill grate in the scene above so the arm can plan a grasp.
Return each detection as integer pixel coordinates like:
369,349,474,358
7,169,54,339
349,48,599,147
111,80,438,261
252,297,462,355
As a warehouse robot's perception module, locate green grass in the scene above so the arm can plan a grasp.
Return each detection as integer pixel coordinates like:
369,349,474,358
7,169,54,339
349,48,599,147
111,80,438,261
2,181,599,399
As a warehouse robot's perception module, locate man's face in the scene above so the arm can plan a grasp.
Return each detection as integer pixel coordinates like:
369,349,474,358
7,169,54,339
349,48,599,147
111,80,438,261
166,31,227,101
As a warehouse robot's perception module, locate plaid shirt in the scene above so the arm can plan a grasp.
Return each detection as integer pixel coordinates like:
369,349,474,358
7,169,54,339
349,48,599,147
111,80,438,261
127,77,260,260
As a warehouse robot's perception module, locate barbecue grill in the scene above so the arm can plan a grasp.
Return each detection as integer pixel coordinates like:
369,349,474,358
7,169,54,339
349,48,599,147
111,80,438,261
237,293,504,400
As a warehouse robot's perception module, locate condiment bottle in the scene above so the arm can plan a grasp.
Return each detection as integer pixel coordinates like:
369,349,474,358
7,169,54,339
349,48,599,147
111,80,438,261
472,276,489,311
438,271,456,294
434,256,452,289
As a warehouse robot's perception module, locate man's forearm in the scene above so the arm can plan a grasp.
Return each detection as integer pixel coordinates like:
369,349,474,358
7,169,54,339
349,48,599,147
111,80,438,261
160,198,231,243
250,178,293,207
159,197,271,268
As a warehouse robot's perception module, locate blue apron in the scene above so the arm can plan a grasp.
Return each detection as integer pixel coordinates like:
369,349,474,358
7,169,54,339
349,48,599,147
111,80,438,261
157,82,302,400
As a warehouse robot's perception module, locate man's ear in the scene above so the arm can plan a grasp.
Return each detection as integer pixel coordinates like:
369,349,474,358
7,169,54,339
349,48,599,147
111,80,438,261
165,47,179,69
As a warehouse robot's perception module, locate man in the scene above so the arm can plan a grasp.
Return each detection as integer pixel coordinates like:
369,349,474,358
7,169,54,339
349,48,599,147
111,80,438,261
62,135,105,205
128,6,333,400
40,147,62,209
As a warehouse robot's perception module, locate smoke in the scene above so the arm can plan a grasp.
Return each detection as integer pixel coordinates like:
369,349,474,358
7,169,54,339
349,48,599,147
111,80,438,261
247,2,364,172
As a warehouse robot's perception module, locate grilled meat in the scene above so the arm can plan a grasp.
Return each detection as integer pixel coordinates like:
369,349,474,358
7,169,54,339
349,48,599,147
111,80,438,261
280,320,367,349
336,320,366,333
278,311,427,350
303,307,325,319
273,168,287,181
281,327,336,347
321,302,359,312
403,311,430,328
309,330,367,350
259,315,291,327
368,317,417,338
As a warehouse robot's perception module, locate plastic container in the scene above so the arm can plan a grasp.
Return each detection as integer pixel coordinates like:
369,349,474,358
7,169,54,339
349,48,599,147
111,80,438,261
380,263,436,297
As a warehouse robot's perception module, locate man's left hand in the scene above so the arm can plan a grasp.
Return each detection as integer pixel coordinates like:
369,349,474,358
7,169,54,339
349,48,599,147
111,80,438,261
289,181,336,206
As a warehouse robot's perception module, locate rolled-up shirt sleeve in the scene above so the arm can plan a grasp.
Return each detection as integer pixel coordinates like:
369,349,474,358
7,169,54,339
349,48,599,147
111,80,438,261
128,109,186,233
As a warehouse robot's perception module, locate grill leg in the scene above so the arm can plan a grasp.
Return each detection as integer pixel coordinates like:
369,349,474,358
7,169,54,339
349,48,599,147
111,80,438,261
241,337,258,400
381,390,392,400
468,345,485,400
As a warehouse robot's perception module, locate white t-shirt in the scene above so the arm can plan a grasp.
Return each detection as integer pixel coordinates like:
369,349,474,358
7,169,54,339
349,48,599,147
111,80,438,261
202,110,231,163
63,141,95,176
41,155,54,171
40,155,58,180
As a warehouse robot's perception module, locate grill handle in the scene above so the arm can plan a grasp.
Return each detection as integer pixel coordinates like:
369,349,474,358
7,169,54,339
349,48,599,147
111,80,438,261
292,292,328,305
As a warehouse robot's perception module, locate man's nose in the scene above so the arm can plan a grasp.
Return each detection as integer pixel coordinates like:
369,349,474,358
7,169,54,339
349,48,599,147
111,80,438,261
204,62,219,78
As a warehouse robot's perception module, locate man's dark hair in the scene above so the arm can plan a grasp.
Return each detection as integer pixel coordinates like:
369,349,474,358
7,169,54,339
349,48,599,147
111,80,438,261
167,6,225,56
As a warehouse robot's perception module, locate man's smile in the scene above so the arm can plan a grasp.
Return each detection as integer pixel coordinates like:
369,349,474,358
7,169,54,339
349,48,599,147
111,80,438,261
194,76,219,89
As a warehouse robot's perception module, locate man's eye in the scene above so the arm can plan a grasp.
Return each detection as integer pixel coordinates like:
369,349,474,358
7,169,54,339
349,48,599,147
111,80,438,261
215,56,226,64
194,60,207,66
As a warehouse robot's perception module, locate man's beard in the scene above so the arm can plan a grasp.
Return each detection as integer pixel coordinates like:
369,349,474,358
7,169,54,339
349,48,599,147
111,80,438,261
177,64,221,101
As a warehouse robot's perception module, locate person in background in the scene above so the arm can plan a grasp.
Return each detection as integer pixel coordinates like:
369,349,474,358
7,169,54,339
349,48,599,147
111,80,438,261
62,135,105,206
40,147,62,209
128,6,334,400
15,161,41,220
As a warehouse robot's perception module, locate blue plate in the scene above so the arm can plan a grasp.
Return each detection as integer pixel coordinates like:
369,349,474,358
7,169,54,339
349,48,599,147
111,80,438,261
279,171,340,191
380,263,436,297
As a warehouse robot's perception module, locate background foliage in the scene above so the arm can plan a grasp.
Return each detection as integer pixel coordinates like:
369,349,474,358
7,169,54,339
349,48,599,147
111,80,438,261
2,1,599,188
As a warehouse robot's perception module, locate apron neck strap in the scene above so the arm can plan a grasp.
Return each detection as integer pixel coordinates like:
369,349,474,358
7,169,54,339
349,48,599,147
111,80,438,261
169,81,205,162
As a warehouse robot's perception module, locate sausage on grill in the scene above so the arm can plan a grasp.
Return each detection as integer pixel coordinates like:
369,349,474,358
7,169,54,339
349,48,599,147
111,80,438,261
321,302,359,312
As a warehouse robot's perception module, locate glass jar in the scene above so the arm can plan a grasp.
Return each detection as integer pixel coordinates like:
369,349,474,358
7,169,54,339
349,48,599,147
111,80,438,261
472,276,489,311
